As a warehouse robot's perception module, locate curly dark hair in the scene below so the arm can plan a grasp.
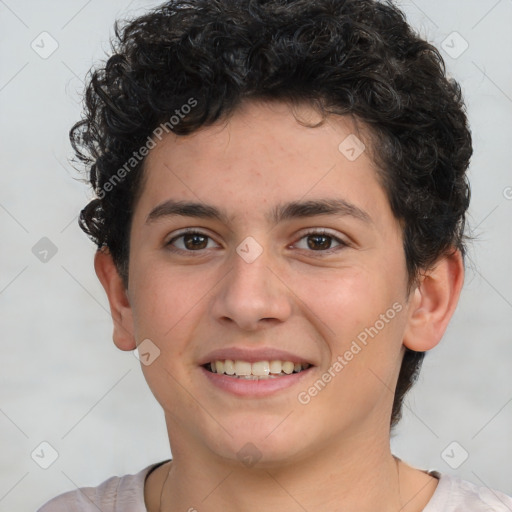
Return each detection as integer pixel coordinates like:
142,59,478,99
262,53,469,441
71,0,472,428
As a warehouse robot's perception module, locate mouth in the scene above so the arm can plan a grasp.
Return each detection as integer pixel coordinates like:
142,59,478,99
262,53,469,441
202,360,313,380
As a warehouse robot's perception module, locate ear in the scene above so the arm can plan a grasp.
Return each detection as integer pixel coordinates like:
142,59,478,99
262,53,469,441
403,249,465,352
94,247,136,351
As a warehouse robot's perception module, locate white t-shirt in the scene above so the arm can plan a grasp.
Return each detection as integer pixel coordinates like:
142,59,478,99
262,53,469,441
37,460,512,511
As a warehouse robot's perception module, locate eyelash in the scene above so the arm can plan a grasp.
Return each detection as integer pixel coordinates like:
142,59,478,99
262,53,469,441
165,228,348,256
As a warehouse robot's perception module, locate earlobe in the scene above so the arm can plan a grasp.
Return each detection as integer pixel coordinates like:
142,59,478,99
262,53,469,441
403,249,465,352
94,247,136,351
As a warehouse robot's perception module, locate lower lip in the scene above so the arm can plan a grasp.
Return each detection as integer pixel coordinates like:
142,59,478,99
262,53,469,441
201,366,314,397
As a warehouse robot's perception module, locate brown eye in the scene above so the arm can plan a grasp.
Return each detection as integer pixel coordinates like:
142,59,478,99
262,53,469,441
166,230,218,252
307,234,333,250
295,229,347,254
181,233,208,250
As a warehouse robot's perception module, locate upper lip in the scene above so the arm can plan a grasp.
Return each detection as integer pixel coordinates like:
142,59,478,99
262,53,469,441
198,347,315,366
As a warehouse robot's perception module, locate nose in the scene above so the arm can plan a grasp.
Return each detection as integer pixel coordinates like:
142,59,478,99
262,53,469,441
210,244,293,331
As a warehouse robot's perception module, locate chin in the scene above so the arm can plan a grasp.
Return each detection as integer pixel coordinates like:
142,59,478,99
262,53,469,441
200,416,317,469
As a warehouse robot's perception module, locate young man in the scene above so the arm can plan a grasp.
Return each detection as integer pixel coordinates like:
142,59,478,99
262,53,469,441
38,0,512,510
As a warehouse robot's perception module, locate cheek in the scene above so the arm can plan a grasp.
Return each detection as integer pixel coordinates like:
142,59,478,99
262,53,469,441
298,259,407,385
299,266,394,340
129,264,207,344
129,266,209,413
298,272,406,430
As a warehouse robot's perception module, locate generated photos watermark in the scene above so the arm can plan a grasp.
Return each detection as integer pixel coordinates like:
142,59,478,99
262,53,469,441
97,97,198,200
297,301,403,405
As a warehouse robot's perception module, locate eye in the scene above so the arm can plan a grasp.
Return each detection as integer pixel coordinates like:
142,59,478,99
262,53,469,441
165,229,219,253
165,228,348,255
294,229,348,254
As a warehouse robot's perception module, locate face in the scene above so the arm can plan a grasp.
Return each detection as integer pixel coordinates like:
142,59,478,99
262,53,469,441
124,100,413,466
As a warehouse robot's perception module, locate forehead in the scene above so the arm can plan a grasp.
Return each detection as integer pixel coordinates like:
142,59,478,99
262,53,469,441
133,100,391,228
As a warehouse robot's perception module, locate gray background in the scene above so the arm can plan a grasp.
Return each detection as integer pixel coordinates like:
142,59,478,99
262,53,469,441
0,0,511,510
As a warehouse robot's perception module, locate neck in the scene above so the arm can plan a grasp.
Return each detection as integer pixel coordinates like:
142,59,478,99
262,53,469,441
157,424,407,512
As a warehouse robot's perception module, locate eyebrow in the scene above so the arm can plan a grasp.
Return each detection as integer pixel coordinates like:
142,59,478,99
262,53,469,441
145,198,373,226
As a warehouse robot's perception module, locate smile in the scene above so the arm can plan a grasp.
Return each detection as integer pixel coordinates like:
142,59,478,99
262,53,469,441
204,360,312,379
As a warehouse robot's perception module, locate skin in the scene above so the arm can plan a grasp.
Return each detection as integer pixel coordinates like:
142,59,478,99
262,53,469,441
95,99,464,512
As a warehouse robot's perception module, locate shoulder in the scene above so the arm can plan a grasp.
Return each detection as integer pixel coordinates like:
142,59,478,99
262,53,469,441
36,461,170,512
425,472,512,512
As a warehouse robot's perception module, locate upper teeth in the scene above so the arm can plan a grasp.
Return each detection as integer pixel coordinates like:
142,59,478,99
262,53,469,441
209,360,311,377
